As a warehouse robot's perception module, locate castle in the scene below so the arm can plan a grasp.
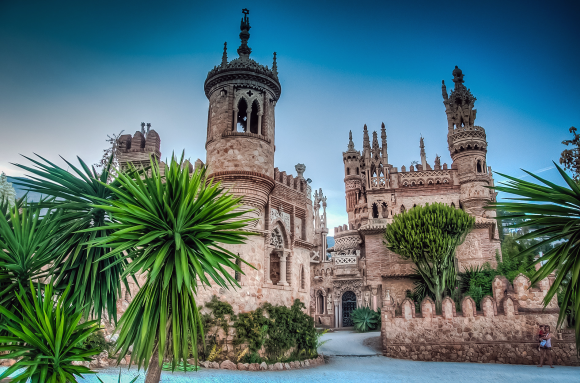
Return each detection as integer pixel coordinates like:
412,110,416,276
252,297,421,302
311,66,502,328
115,11,503,326
116,9,328,314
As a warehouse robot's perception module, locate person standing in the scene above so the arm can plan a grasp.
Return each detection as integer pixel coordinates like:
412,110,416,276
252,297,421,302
538,325,554,368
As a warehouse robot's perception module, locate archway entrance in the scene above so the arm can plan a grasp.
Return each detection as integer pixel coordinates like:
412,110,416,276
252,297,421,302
342,291,357,327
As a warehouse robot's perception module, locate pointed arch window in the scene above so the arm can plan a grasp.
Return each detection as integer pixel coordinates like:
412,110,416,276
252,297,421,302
300,265,305,289
372,203,379,218
476,160,482,173
249,99,260,134
235,98,249,132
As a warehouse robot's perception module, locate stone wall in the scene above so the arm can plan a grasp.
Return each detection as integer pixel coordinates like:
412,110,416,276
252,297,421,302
381,274,578,365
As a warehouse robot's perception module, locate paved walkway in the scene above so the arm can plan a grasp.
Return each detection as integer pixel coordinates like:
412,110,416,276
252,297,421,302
318,330,381,356
1,331,579,382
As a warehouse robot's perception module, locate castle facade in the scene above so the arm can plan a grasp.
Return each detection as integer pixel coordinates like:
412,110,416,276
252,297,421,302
311,66,502,327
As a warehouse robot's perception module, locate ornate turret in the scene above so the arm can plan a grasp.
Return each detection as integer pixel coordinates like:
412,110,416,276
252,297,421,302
443,66,493,216
343,131,362,220
381,122,388,163
419,136,427,170
204,9,281,230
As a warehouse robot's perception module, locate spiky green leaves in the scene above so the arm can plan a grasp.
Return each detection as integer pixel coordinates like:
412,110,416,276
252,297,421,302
0,283,101,383
489,163,580,355
0,205,62,315
87,155,255,373
13,154,132,323
350,307,380,333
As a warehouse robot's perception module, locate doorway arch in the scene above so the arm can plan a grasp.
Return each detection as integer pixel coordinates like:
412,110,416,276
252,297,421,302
342,291,357,327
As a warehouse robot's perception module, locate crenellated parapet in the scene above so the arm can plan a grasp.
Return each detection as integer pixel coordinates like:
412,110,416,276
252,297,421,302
117,124,162,172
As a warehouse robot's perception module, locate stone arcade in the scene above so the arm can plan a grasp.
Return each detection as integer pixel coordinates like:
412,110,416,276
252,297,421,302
311,66,503,328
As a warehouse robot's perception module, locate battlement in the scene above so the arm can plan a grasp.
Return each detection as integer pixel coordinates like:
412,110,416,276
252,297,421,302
117,129,161,170
273,167,308,195
448,125,488,154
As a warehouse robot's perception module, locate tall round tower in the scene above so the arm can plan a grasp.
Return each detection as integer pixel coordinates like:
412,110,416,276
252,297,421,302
443,66,494,217
343,130,362,226
204,9,282,229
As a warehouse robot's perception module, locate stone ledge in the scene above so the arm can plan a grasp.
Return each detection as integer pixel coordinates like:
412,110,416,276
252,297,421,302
199,354,325,371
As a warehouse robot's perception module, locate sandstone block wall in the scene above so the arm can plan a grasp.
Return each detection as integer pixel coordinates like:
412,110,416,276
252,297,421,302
381,274,576,365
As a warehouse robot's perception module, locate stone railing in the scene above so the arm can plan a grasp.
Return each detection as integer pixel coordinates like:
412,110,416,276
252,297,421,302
334,256,357,266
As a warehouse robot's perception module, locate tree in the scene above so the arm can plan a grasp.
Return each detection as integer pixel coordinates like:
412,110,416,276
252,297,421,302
86,156,255,383
489,163,580,354
560,126,580,180
12,154,133,323
384,202,475,312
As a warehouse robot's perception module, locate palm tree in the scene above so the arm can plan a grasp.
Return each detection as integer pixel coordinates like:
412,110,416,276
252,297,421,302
12,154,134,323
489,163,580,353
86,156,255,383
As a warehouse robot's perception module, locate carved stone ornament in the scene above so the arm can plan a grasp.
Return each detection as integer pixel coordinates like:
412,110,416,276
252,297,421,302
270,208,291,230
270,227,284,249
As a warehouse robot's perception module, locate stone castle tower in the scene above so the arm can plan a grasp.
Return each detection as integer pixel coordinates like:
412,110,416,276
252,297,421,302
204,10,282,229
443,66,495,217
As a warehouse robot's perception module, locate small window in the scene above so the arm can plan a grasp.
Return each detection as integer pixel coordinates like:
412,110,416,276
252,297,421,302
476,160,482,173
300,265,305,289
372,203,379,218
356,168,359,175
235,256,242,282
347,168,350,175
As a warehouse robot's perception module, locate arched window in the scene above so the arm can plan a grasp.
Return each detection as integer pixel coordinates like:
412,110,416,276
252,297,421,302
317,292,324,315
249,99,260,134
235,256,242,282
270,253,280,285
476,160,482,173
400,205,406,213
301,265,306,289
236,98,248,132
372,203,379,218
347,168,350,175
356,167,359,175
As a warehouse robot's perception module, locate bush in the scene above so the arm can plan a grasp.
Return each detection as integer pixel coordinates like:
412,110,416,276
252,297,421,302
350,307,380,332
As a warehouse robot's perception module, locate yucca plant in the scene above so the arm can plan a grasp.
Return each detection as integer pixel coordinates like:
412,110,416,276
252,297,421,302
0,205,62,322
0,282,101,383
350,307,380,332
12,154,134,323
85,155,255,383
385,202,475,312
489,163,580,354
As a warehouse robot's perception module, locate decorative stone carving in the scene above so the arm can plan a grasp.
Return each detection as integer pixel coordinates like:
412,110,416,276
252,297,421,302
270,208,290,230
333,235,361,251
270,228,284,249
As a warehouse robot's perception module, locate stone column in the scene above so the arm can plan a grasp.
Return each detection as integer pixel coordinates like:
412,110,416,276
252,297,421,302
371,286,379,311
334,298,340,328
265,252,272,284
278,252,289,286
246,108,252,133
258,113,263,135
232,109,238,131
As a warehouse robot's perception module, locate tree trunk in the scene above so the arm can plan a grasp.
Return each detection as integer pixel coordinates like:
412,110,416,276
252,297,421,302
145,342,165,383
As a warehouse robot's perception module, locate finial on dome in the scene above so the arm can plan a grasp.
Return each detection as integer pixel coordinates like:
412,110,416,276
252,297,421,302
272,52,278,77
221,42,228,67
237,8,252,59
452,65,464,84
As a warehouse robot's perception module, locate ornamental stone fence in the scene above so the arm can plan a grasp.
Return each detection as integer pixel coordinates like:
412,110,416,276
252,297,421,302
381,274,579,366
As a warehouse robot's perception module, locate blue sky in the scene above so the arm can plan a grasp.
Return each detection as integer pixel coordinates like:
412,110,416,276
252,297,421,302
1,0,578,235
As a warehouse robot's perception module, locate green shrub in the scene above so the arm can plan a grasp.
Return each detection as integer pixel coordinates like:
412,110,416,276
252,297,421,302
350,307,380,332
78,330,109,354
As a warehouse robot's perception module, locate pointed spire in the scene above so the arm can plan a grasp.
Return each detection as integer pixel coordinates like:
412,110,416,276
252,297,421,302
441,80,448,101
420,136,427,170
381,122,388,163
221,42,228,67
372,131,379,152
347,130,355,151
237,8,252,59
272,52,278,77
363,124,370,151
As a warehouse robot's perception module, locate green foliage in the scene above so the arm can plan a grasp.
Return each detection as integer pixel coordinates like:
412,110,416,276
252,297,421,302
86,155,255,374
350,307,380,332
234,308,269,353
0,204,63,326
0,283,101,383
13,154,133,323
385,202,475,311
77,330,112,356
489,162,580,354
205,295,235,335
241,351,264,364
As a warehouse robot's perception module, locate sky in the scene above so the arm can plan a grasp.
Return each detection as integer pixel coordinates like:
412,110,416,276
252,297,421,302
1,0,579,236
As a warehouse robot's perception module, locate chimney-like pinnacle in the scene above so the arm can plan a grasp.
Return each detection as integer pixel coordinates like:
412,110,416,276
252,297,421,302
237,8,252,59
221,42,228,67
